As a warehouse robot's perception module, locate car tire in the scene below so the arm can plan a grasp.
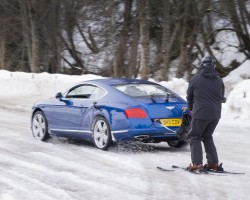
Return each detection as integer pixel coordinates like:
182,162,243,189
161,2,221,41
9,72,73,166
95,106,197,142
167,140,188,148
92,116,112,150
32,111,49,141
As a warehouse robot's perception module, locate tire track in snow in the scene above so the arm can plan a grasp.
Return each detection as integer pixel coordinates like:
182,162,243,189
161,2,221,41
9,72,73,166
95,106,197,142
1,108,250,200
0,151,144,200
0,132,149,200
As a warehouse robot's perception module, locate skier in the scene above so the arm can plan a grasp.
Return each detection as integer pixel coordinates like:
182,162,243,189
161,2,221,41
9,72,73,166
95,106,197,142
186,55,225,171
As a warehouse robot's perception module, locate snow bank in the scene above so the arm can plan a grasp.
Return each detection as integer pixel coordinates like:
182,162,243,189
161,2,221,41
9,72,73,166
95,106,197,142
0,70,103,111
159,78,188,99
0,63,250,122
223,79,250,121
223,60,250,97
212,29,246,68
0,70,103,97
0,70,188,101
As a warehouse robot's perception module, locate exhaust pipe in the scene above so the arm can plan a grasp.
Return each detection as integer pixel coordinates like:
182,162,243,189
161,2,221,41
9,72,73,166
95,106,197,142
134,135,150,141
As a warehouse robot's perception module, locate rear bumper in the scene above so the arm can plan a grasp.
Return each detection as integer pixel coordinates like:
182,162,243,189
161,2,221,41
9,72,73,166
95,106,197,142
111,127,179,142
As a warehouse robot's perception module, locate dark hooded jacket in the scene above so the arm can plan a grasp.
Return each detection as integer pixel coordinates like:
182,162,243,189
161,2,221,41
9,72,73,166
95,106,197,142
186,65,225,120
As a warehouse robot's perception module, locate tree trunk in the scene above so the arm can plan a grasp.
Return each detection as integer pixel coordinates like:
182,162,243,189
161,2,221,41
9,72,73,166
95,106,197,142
0,22,6,69
176,0,189,78
105,0,118,77
161,0,171,81
25,0,40,73
128,4,140,78
47,1,61,73
116,0,132,77
138,0,149,80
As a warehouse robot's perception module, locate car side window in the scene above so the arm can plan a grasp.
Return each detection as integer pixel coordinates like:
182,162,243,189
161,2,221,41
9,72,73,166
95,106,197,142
66,84,106,99
66,85,97,99
89,87,106,99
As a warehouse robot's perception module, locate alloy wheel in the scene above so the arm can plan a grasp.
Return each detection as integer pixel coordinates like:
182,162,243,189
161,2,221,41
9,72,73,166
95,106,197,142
32,112,48,141
93,117,111,149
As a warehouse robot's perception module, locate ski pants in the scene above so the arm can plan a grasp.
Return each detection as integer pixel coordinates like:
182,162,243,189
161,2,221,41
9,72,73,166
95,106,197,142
189,119,219,165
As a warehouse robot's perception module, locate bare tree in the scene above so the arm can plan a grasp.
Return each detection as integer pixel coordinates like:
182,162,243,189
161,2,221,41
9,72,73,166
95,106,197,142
106,0,134,77
160,0,181,81
24,0,40,73
176,0,209,79
0,1,7,69
0,0,26,71
39,0,62,73
138,0,149,80
60,0,86,72
127,0,140,78
116,0,133,77
199,0,250,77
0,0,249,79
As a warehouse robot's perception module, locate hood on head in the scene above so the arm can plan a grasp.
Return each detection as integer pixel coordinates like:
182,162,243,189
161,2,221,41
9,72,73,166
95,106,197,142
199,65,218,79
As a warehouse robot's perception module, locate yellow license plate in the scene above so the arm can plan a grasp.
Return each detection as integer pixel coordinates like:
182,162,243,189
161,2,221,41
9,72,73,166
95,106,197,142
160,118,182,127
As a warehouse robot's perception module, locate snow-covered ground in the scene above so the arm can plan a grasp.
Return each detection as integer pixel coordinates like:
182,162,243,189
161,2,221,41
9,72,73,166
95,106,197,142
0,66,250,200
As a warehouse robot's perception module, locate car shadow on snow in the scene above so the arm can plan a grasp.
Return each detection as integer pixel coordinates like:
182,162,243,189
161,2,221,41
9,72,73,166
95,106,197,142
47,136,96,148
46,136,189,153
109,140,190,153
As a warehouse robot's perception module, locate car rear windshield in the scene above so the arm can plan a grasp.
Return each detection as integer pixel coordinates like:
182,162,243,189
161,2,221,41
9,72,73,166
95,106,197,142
114,83,179,98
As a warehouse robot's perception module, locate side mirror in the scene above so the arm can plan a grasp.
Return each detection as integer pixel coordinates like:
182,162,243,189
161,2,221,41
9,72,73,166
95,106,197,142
55,92,63,99
93,101,101,110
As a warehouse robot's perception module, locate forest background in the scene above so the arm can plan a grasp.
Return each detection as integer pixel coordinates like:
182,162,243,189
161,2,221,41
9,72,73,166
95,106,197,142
0,0,250,81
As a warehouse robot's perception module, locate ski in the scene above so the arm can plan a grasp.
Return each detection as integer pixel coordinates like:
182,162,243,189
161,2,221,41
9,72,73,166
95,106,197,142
172,165,245,175
157,165,212,175
157,165,245,175
171,165,212,175
157,166,175,172
205,169,245,175
202,163,245,175
157,165,245,176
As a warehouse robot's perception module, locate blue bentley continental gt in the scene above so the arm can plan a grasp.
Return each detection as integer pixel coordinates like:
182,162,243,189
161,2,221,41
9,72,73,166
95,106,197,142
31,78,189,150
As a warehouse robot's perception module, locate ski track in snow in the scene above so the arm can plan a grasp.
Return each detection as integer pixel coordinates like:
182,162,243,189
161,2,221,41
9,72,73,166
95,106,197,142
0,108,250,200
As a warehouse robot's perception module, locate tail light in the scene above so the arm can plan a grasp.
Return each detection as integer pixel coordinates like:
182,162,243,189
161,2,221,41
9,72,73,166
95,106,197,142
124,108,147,118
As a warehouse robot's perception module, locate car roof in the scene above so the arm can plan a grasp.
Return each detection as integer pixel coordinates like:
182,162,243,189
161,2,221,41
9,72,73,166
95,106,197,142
84,78,157,86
